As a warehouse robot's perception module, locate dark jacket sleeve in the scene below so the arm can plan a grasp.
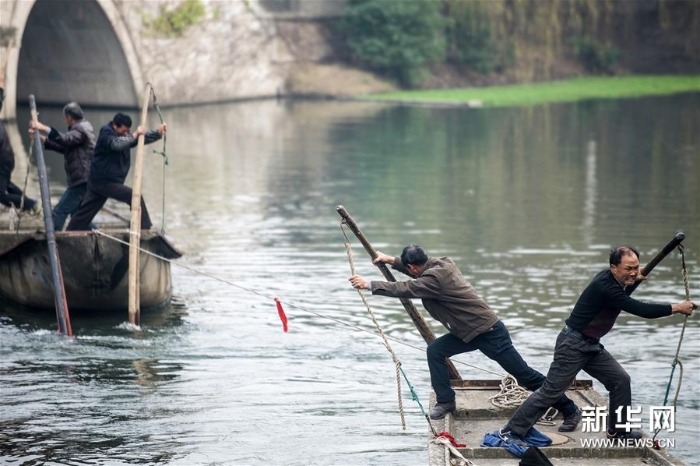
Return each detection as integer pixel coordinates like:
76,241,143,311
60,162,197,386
604,280,672,318
144,130,162,145
48,126,85,149
43,137,65,153
372,272,442,299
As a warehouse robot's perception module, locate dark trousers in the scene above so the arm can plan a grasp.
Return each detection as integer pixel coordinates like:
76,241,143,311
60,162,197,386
507,325,631,437
428,320,577,417
0,168,36,211
53,184,96,231
66,181,152,231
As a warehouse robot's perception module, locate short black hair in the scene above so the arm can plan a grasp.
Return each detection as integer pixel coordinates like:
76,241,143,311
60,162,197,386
63,102,83,120
609,246,639,266
112,113,132,128
400,244,428,266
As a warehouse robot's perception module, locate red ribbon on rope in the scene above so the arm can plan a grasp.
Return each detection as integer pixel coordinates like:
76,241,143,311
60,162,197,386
437,431,466,448
274,297,288,333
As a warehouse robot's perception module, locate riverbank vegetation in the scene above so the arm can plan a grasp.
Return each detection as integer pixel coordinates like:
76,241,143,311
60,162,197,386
366,75,700,108
337,0,700,90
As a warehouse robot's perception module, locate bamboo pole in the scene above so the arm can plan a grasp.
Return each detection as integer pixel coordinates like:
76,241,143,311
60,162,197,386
1,37,13,75
128,84,152,326
336,205,462,381
29,95,72,336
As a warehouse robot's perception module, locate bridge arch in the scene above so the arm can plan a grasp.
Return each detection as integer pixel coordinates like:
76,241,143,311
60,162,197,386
2,0,142,119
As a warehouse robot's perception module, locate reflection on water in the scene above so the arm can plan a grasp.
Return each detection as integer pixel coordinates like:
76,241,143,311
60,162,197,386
2,94,700,464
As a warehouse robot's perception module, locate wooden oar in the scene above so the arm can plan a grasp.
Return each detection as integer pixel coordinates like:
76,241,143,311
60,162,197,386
336,205,462,381
30,95,72,336
628,231,685,294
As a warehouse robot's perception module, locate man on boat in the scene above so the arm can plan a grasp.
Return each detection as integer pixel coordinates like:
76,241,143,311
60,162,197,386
65,112,166,231
0,78,39,214
498,246,696,444
29,102,96,230
348,244,582,431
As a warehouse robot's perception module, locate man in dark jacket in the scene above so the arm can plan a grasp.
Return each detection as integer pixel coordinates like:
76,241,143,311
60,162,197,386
29,102,96,230
499,246,696,444
1,82,38,213
66,112,166,231
349,244,581,430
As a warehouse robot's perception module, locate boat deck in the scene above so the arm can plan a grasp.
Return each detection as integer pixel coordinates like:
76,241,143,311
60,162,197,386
428,380,682,466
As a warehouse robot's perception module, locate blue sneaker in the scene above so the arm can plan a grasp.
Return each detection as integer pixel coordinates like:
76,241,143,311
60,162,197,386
498,427,528,447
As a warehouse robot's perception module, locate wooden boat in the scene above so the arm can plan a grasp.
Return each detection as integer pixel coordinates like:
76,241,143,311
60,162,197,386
0,229,181,311
428,380,683,465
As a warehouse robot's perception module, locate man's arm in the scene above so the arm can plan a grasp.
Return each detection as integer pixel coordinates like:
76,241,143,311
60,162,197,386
373,250,412,277
349,273,441,299
606,281,695,318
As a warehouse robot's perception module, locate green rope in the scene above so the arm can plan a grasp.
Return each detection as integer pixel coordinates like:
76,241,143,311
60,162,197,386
399,365,438,437
149,85,168,233
653,245,690,443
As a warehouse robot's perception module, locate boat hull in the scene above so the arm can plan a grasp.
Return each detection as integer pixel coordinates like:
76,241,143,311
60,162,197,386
0,230,182,311
427,379,684,465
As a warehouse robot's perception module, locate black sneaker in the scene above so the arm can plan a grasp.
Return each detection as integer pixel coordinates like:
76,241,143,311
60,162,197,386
558,407,582,432
606,429,644,440
498,427,528,447
429,400,456,420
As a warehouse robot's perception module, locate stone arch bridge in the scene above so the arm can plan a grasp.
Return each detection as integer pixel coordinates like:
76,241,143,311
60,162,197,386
0,0,345,119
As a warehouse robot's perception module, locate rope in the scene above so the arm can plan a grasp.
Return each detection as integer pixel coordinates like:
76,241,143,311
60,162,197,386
653,244,691,444
341,223,406,430
148,84,168,233
429,435,476,466
91,229,486,369
13,138,35,233
487,375,558,426
488,375,531,409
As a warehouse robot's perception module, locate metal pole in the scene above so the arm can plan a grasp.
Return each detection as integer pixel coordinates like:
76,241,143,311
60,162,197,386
29,95,72,336
336,205,461,381
128,84,151,326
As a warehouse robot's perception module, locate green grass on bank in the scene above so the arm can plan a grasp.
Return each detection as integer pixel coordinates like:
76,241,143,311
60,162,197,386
365,75,700,107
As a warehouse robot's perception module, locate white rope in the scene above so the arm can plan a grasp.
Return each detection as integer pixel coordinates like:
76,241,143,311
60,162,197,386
488,374,559,425
430,436,476,466
342,225,406,430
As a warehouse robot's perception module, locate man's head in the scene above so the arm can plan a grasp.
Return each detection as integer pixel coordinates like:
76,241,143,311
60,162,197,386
609,246,640,287
63,102,83,126
401,244,428,277
111,113,133,136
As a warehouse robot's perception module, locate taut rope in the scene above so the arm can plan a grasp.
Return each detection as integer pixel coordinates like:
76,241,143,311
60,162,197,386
341,224,406,430
653,244,692,444
148,84,168,233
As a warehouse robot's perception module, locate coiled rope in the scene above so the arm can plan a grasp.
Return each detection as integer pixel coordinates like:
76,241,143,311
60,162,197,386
653,244,692,444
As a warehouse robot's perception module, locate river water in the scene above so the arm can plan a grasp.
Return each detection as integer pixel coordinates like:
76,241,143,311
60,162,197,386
2,94,699,465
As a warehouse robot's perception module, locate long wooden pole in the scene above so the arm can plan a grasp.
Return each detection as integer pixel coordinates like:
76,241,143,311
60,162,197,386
628,231,685,294
1,38,14,76
29,95,72,336
128,84,152,326
336,205,462,381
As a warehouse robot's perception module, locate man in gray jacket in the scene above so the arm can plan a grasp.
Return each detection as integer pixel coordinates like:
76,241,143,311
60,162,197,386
349,244,581,430
30,102,96,230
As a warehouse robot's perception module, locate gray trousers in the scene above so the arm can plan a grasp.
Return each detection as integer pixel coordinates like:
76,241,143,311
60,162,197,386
507,325,631,437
